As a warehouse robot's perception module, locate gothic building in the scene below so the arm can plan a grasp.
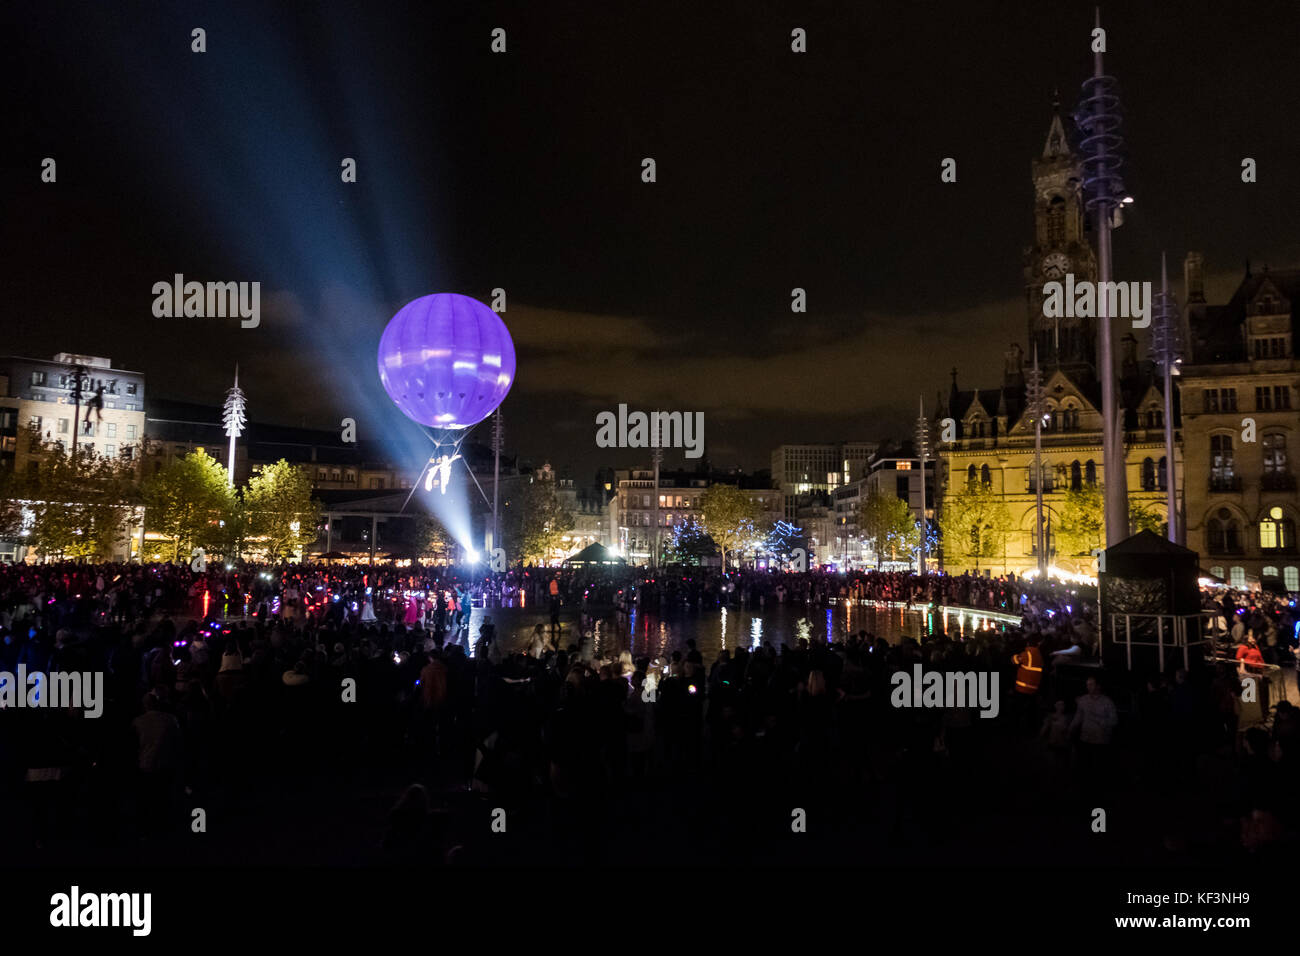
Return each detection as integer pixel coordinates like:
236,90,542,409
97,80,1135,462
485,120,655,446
1180,258,1299,591
936,106,1179,575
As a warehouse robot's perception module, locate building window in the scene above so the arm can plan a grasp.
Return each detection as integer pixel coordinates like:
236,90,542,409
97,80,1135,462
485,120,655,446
126,424,137,439
1046,196,1066,245
1260,506,1294,551
1085,460,1097,486
1285,567,1300,591
1070,460,1082,491
1204,389,1219,413
1141,458,1155,491
1263,566,1279,580
1208,508,1242,554
104,443,115,457
967,464,977,488
1274,386,1292,410
106,422,117,438
31,371,46,387
1158,456,1168,491
345,472,355,483
1256,387,1273,412
57,418,69,434
1209,565,1225,581
980,464,991,487
80,421,94,437
1230,567,1246,588
1263,433,1287,475
1210,434,1235,488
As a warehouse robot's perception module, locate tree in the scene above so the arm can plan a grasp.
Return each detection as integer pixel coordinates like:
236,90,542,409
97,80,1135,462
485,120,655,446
141,450,238,561
700,484,762,570
858,489,921,568
939,480,1012,572
1057,485,1105,557
0,467,27,542
392,513,453,561
663,516,717,566
16,430,140,560
1129,500,1165,536
244,459,320,562
502,472,574,564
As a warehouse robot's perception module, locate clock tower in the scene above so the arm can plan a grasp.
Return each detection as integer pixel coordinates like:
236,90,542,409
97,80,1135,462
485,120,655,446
1023,101,1098,373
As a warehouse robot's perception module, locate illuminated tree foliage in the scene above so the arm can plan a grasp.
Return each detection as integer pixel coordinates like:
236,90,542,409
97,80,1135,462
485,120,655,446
663,516,716,566
244,459,320,562
1057,486,1106,556
141,450,238,561
700,484,762,570
857,488,921,568
939,481,1012,572
15,429,139,560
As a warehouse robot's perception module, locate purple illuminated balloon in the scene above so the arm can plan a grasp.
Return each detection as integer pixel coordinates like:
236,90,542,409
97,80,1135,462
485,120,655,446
377,293,516,429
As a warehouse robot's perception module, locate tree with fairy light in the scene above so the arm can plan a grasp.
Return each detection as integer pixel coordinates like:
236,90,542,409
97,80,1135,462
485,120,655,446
663,516,717,566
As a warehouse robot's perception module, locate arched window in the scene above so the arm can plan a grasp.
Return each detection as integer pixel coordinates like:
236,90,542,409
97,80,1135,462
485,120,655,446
967,464,977,488
1230,567,1246,588
1070,460,1082,491
1046,196,1066,246
1085,460,1097,486
1263,566,1279,579
1158,456,1168,491
1285,567,1299,591
980,464,992,487
1263,433,1288,478
1208,507,1242,553
1260,506,1294,551
1209,565,1225,581
1141,458,1155,491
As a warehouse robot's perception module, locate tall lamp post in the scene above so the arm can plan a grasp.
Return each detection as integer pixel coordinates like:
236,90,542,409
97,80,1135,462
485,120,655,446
914,397,930,574
1074,8,1131,546
1026,347,1049,577
1151,252,1183,543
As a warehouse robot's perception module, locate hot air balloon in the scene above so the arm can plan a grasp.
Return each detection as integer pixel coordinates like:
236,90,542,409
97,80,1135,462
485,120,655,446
377,293,516,429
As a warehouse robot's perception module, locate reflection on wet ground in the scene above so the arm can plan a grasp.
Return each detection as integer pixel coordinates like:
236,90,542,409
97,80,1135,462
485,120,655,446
446,600,1018,666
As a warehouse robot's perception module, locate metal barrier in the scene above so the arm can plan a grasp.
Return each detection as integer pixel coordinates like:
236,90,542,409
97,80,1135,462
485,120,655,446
1107,611,1224,670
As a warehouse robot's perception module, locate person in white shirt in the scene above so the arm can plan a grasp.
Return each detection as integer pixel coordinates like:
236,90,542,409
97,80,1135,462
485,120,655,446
1072,677,1118,745
1071,677,1118,787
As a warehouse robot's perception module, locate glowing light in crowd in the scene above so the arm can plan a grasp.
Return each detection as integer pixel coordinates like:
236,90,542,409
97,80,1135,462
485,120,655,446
1021,565,1098,586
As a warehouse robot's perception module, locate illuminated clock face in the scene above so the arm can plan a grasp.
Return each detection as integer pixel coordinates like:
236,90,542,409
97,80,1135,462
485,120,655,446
1042,253,1071,279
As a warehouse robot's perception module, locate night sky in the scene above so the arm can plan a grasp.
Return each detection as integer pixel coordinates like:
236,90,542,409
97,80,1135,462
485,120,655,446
6,0,1299,481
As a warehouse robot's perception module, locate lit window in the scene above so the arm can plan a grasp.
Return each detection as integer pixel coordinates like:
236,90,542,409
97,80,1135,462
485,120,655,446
1260,506,1294,551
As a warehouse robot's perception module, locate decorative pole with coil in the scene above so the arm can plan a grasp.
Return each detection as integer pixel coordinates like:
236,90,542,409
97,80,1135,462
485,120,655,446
914,396,930,575
222,365,246,487
1151,252,1184,543
1074,7,1130,546
1026,346,1049,577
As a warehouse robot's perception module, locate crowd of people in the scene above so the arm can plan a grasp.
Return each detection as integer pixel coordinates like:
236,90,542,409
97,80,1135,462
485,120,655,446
2,559,1297,865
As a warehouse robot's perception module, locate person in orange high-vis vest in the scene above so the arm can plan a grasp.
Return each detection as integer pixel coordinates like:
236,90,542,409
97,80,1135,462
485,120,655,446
1014,640,1044,695
1011,638,1044,732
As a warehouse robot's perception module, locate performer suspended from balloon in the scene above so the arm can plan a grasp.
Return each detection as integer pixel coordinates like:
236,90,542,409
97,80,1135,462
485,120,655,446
425,452,462,494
